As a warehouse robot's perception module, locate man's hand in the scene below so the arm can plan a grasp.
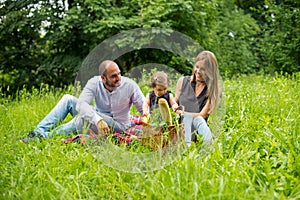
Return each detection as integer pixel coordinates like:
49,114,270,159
97,119,110,135
142,114,150,125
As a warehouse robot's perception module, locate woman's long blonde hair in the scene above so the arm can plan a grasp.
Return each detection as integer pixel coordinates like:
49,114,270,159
191,50,221,113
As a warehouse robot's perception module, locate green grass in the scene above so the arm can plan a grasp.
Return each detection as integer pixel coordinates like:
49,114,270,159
1,73,299,199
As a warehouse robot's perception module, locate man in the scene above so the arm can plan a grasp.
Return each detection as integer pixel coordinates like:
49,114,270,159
21,60,145,143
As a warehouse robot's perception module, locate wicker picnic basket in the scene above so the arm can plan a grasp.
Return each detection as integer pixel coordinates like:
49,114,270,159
140,124,184,150
140,99,185,150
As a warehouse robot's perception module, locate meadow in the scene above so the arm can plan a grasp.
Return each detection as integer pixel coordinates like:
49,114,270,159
0,73,299,199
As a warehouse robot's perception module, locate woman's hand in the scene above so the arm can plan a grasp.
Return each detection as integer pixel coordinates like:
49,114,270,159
175,109,183,115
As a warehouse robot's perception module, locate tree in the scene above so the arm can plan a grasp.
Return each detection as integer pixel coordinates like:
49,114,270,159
234,0,300,74
0,0,267,95
257,0,300,73
0,0,47,93
208,0,260,76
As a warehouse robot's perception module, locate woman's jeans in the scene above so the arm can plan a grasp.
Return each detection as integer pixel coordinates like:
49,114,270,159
183,113,212,146
34,94,125,138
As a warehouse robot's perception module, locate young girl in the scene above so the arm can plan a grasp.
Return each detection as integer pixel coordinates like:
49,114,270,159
142,71,179,120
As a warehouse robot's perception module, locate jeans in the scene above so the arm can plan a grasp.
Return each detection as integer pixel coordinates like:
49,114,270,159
183,113,212,146
34,94,125,138
34,94,81,138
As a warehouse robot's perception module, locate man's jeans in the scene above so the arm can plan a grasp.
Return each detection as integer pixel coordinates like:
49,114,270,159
34,94,125,138
183,113,212,146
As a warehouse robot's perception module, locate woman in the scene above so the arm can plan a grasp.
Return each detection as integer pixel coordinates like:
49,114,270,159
175,50,221,146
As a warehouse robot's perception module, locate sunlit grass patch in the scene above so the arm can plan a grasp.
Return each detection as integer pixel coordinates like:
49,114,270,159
1,73,299,199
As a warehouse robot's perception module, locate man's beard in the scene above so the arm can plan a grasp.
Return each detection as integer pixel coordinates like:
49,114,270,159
105,78,121,88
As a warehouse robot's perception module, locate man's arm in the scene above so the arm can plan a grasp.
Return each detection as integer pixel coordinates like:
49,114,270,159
76,77,102,125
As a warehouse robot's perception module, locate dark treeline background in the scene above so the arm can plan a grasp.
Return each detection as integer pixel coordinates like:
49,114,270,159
0,0,299,95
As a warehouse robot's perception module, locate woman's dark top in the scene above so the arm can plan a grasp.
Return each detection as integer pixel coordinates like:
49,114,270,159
149,90,171,111
178,76,208,121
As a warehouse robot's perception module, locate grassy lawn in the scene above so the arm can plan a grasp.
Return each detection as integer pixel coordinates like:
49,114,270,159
1,73,299,199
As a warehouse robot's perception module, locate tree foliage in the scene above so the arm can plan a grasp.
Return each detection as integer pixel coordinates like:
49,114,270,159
0,0,298,95
209,0,260,76
0,0,47,92
235,0,300,74
256,0,300,73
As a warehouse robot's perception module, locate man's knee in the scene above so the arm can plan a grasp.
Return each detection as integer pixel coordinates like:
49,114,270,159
62,94,76,101
60,94,78,104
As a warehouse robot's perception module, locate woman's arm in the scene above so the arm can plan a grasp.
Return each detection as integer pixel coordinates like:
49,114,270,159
174,77,184,103
174,77,184,114
189,100,210,118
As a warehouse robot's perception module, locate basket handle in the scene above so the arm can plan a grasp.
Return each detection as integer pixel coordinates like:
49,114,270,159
174,105,185,115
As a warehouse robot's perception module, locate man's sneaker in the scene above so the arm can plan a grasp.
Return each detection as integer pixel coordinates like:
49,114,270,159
20,131,43,144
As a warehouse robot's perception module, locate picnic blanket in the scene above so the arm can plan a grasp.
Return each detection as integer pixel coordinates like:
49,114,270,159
63,116,144,145
63,115,184,150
